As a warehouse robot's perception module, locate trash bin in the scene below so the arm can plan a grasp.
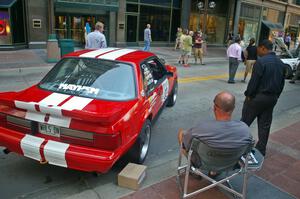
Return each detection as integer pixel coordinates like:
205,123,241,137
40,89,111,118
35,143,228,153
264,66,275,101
59,39,74,57
47,34,60,63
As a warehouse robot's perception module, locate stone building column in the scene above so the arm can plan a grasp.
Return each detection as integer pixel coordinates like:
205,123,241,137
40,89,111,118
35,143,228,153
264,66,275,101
233,0,241,37
116,0,126,47
181,0,191,30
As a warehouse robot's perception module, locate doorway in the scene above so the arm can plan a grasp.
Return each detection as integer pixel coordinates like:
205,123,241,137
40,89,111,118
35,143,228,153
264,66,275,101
126,15,138,44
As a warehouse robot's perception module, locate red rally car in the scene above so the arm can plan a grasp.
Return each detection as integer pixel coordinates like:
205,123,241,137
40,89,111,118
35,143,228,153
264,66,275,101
0,48,178,173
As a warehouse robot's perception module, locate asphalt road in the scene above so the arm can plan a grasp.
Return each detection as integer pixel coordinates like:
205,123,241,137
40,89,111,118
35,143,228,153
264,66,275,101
1,61,300,199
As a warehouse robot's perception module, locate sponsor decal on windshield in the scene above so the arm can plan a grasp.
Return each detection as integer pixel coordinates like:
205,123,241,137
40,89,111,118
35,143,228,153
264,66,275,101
58,84,100,95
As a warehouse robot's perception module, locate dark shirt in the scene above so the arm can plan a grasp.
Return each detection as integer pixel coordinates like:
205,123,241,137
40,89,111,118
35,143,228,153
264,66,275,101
244,52,285,98
246,45,257,60
194,35,202,48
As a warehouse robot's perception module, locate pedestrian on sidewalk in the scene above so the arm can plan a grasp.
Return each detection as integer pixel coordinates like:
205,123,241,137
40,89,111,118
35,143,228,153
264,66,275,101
178,91,252,175
85,22,107,49
178,30,187,64
194,31,205,65
143,24,152,51
242,38,257,82
174,27,183,50
227,36,242,83
284,33,291,50
182,30,193,67
241,39,285,156
289,62,300,84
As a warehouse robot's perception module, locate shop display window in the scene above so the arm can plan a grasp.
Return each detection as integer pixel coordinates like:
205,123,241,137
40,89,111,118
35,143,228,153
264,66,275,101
0,9,12,45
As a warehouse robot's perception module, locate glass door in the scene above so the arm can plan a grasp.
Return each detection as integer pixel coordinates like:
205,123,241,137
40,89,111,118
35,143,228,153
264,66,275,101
126,15,138,43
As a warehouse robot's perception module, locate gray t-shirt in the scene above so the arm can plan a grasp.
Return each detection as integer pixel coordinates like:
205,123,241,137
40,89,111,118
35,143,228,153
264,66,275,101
144,28,151,42
183,120,252,150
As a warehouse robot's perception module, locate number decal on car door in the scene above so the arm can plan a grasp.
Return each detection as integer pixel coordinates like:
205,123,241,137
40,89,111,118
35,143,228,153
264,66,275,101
161,79,169,103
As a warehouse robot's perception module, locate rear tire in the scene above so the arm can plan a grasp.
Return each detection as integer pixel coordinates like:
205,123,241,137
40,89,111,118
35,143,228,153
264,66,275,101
284,64,293,79
167,80,178,107
129,120,151,164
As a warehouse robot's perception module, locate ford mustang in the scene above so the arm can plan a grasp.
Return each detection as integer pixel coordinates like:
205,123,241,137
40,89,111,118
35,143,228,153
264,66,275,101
0,48,178,173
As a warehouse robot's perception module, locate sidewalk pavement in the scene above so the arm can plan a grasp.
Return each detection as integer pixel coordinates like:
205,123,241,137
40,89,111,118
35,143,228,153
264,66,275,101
0,46,227,70
121,121,300,199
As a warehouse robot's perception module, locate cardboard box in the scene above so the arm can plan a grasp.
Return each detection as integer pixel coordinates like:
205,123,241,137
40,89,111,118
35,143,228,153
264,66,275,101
118,163,147,190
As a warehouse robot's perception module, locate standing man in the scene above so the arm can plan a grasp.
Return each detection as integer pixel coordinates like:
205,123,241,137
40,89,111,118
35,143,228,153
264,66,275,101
182,30,193,67
241,39,285,156
227,37,242,83
242,38,257,82
194,31,205,65
143,24,152,51
85,22,107,49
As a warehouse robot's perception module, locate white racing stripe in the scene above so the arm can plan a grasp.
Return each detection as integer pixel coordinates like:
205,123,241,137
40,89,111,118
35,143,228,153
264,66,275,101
97,49,137,60
25,112,46,123
60,96,93,111
15,101,36,112
39,93,70,106
46,96,93,127
20,134,45,161
44,140,70,167
79,48,118,58
47,115,71,128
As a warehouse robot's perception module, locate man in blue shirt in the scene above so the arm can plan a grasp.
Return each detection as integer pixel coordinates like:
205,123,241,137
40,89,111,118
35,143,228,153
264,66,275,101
143,24,152,51
241,39,285,156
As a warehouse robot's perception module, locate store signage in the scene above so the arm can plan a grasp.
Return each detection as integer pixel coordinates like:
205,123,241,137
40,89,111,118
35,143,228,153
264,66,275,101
0,20,7,36
33,19,42,28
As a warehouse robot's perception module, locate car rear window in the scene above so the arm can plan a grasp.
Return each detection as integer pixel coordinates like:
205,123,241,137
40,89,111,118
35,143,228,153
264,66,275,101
39,58,136,101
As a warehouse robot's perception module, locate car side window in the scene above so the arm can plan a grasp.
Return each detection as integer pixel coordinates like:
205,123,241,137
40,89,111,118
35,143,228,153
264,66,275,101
141,63,155,95
146,58,167,82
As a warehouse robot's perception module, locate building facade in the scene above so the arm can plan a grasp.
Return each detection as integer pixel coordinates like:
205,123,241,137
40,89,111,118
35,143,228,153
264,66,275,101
0,0,300,49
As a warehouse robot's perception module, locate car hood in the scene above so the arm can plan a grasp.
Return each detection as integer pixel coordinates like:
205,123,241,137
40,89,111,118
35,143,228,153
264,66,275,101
0,85,138,126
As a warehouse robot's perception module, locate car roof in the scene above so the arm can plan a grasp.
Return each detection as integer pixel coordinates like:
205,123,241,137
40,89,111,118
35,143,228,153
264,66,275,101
64,48,156,64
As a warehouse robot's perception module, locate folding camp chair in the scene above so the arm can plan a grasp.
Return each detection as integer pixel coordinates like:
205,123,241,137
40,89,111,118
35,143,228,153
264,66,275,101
177,138,264,199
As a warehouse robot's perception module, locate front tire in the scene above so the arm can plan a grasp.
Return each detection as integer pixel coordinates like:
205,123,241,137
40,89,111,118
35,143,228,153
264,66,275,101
167,80,178,107
129,120,151,164
284,64,293,79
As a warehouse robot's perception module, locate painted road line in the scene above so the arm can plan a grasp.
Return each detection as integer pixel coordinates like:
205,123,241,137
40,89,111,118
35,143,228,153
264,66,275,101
179,72,244,83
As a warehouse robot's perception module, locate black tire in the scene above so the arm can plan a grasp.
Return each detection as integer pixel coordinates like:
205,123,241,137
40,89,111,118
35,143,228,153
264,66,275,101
284,64,293,79
129,120,151,164
167,80,178,107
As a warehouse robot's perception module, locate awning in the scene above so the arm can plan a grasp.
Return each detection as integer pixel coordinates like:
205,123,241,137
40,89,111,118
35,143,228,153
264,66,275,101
262,20,284,31
55,0,119,14
0,0,17,8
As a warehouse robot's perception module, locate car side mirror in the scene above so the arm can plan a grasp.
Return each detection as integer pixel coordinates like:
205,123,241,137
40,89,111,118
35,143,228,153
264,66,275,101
166,71,173,77
159,58,166,65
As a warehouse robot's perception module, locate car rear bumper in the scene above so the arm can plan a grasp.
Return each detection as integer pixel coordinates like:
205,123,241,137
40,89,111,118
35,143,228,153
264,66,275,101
0,127,121,173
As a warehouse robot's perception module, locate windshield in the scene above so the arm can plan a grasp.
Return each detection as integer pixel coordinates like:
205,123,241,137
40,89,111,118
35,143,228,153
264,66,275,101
39,58,136,101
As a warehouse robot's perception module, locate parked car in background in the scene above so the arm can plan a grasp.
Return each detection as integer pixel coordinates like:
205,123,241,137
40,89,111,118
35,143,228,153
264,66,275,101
274,37,300,79
0,48,178,173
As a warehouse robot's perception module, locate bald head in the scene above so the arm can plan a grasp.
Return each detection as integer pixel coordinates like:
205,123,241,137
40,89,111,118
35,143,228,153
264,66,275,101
214,92,235,113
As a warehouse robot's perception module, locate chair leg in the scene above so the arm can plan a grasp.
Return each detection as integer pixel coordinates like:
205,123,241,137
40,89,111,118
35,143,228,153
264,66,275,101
242,153,250,199
183,150,193,198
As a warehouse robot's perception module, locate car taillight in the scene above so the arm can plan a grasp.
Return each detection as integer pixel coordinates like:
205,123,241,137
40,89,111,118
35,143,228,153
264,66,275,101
94,132,122,151
0,113,6,127
6,115,31,133
60,128,94,147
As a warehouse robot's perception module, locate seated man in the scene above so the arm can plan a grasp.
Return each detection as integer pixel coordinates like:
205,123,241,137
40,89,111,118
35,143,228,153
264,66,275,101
178,91,253,176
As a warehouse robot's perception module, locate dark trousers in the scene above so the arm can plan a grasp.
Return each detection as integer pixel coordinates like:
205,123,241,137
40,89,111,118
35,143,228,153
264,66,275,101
241,94,278,155
228,57,239,82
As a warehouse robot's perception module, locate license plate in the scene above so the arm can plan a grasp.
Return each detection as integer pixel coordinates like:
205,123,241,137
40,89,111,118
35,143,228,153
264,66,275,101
39,123,60,137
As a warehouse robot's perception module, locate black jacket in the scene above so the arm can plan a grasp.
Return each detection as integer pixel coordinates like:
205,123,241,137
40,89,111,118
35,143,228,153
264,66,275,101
244,52,285,98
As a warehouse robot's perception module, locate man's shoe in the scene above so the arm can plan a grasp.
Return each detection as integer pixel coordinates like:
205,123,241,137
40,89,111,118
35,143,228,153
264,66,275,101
227,80,235,84
289,80,295,84
241,80,246,83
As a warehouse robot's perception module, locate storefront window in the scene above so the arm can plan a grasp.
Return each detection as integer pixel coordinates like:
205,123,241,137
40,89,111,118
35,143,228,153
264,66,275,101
263,8,285,24
139,5,171,41
239,20,258,44
140,0,171,7
0,9,11,45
